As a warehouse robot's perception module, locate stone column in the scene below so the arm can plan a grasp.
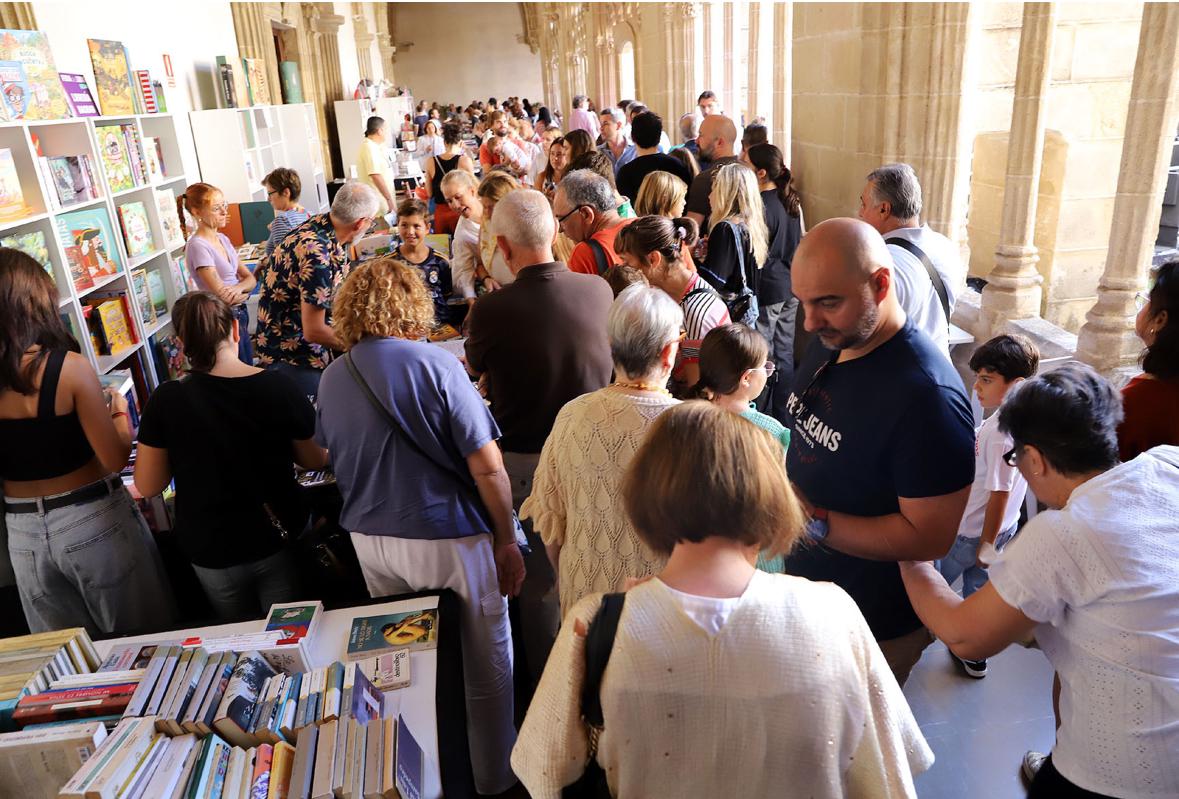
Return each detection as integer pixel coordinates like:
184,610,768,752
1076,3,1179,371
745,3,760,120
309,8,346,179
772,2,792,152
232,3,283,105
979,3,1057,336
723,2,735,116
0,2,35,29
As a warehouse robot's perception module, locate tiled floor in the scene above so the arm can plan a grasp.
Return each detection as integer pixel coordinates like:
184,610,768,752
905,639,1058,798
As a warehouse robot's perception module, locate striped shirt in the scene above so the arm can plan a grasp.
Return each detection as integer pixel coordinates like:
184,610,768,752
678,273,730,372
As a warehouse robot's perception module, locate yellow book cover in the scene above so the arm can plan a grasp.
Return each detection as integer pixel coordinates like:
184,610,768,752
97,298,134,353
267,740,295,799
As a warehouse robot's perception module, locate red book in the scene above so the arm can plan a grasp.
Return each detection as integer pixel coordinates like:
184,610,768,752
13,684,136,725
134,71,156,114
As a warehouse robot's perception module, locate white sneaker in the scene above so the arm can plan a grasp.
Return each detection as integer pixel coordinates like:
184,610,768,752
1022,750,1047,782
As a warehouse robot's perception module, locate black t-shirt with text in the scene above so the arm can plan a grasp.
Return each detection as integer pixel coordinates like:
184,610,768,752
137,370,316,569
783,322,975,640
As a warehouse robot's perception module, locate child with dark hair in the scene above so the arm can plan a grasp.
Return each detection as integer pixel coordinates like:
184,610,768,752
391,198,460,339
938,332,1040,678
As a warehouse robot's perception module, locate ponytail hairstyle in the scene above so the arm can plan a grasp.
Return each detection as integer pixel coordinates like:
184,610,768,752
689,323,770,400
615,214,699,274
746,143,801,218
172,291,235,372
177,182,221,239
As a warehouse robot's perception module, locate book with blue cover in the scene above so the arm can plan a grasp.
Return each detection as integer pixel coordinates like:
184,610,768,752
346,608,438,660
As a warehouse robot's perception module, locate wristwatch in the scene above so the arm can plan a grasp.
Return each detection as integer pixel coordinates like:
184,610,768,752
806,506,830,542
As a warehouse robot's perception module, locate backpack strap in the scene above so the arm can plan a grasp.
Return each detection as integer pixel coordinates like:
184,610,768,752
887,236,950,326
587,237,612,277
581,592,626,728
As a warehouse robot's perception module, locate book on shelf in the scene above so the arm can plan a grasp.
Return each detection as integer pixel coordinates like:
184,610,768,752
130,268,155,325
97,368,140,427
57,205,122,283
143,137,165,183
212,651,277,748
0,29,71,121
146,268,168,318
0,147,27,219
132,69,156,114
0,721,107,798
151,80,167,114
241,57,271,106
346,609,439,660
216,56,246,109
117,200,155,258
249,741,273,797
269,739,295,798
93,124,136,193
45,154,100,209
1,230,54,278
0,628,99,710
86,39,135,117
155,189,183,249
84,294,137,355
152,333,185,381
59,72,99,117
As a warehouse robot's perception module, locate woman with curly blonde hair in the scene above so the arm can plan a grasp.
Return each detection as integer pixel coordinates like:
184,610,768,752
315,255,524,797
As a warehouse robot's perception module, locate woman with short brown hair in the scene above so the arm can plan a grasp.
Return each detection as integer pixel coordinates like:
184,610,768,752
513,401,933,799
316,256,524,796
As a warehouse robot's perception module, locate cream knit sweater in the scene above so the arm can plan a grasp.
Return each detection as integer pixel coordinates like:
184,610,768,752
521,387,679,616
512,572,934,798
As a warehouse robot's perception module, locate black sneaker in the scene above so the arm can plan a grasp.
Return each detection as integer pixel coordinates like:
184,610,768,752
952,651,988,678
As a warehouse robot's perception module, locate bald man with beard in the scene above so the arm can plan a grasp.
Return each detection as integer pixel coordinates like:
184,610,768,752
684,114,740,234
783,217,975,686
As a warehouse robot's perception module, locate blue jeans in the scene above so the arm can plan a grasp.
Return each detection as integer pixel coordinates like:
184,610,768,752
191,548,300,622
937,523,1018,598
265,361,323,402
234,304,253,365
4,478,177,636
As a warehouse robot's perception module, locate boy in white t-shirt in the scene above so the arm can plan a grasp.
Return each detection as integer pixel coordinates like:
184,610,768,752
937,334,1039,678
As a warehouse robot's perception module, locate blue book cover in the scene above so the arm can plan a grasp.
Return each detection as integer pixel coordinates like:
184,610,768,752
350,665,382,727
0,60,28,119
395,715,423,799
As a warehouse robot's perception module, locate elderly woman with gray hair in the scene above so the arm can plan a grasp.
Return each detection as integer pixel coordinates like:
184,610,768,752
521,284,683,617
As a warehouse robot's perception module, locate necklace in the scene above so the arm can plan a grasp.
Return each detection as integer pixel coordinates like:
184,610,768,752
612,379,672,397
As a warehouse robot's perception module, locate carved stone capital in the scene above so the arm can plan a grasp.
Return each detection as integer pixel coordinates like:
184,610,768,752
312,13,345,35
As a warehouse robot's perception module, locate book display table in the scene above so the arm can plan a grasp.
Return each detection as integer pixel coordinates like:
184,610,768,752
94,589,476,799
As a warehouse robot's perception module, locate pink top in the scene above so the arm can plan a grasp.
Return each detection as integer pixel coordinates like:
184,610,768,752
186,233,240,291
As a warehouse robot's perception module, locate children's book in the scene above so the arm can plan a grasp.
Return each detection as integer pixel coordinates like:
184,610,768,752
94,124,134,193
241,57,271,106
142,137,164,183
86,39,134,116
57,206,122,281
155,189,183,248
146,269,168,318
0,59,28,120
263,601,323,644
0,30,70,120
117,200,154,257
346,608,438,661
1,230,52,277
0,147,26,218
130,268,154,325
59,72,98,117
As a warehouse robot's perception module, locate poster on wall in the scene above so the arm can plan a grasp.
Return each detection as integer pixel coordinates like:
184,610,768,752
0,29,71,121
87,39,135,116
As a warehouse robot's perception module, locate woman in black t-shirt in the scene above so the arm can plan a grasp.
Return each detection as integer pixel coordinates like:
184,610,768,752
744,143,804,424
135,292,327,621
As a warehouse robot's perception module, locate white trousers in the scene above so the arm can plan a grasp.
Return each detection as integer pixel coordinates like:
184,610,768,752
350,532,517,794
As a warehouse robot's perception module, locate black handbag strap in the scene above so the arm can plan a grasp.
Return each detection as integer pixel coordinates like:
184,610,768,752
343,351,474,491
698,220,751,294
581,592,626,729
886,236,950,327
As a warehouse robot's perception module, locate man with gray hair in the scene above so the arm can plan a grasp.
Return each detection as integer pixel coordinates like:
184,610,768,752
465,188,614,689
568,93,600,140
679,112,701,159
598,106,636,176
553,168,634,276
255,181,379,397
859,163,965,356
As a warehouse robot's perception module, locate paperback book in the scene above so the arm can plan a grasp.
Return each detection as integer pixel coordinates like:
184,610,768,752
86,39,135,116
57,206,122,283
59,72,99,116
94,124,135,193
130,268,154,325
117,200,155,257
46,154,100,207
346,609,439,660
155,189,184,249
0,29,70,120
146,269,168,318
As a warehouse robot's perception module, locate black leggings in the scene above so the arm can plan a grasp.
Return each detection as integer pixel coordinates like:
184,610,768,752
1028,756,1117,799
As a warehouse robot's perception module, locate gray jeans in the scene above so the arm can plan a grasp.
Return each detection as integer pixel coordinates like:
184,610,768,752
191,548,300,622
754,296,799,425
5,479,177,637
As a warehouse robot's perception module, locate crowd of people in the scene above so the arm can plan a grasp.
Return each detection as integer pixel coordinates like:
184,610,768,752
0,88,1178,799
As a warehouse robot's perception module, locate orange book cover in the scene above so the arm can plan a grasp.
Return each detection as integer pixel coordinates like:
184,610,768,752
223,203,245,247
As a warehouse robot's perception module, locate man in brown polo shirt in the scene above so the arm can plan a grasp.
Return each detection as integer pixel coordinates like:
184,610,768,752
465,188,613,685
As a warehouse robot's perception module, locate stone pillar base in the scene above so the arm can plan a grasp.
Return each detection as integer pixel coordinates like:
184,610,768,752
1075,277,1142,371
979,245,1043,337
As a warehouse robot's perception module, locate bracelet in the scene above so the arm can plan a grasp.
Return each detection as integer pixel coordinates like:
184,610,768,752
111,411,128,420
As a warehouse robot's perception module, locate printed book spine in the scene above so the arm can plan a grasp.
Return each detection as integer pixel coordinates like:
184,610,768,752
267,739,295,799
309,717,336,799
119,732,167,799
179,658,219,734
289,721,317,799
138,733,197,799
380,716,396,799
165,738,202,799
142,646,180,717
57,717,144,798
362,718,383,799
196,653,236,735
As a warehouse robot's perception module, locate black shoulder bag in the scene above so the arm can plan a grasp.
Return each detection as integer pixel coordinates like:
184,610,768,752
342,351,530,554
886,237,951,329
563,592,627,799
697,220,759,327
587,238,615,277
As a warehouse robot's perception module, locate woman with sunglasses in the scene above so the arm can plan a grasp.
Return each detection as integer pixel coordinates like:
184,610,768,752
900,362,1179,799
179,182,257,364
1119,259,1179,460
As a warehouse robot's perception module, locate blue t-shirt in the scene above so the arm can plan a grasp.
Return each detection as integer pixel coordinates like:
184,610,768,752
783,321,975,640
393,247,455,327
315,336,500,539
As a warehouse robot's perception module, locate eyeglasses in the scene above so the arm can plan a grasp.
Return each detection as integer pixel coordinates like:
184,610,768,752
1134,291,1151,311
1002,444,1023,467
266,189,279,197
210,203,229,213
555,205,586,226
749,361,776,376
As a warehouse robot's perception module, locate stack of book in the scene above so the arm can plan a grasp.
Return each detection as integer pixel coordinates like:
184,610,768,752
93,123,148,194
12,669,145,728
0,721,107,799
55,710,422,799
38,154,101,211
0,628,101,726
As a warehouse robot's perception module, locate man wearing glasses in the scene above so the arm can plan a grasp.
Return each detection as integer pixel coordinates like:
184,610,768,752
553,169,633,276
783,217,975,686
254,182,380,398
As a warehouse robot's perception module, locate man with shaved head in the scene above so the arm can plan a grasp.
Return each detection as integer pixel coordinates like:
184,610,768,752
783,217,975,685
684,114,740,232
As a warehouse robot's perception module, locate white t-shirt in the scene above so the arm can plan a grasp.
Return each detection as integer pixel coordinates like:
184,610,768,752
451,215,481,298
653,575,747,636
956,412,1027,539
988,446,1179,798
884,225,964,356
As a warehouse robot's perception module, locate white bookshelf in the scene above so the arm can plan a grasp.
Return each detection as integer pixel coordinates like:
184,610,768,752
0,112,192,392
188,103,328,212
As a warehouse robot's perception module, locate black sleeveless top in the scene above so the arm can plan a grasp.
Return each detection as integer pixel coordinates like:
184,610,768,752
0,350,95,481
431,154,460,203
